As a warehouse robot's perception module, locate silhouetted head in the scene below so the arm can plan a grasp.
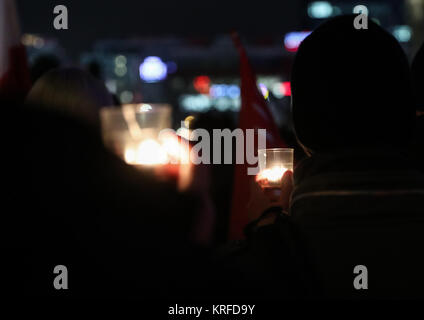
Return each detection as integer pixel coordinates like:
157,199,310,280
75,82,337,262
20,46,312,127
412,43,424,112
27,68,113,126
30,54,61,83
291,15,415,153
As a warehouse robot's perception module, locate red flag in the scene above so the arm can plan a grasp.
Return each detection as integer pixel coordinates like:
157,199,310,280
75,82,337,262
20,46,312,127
0,0,31,101
229,33,286,240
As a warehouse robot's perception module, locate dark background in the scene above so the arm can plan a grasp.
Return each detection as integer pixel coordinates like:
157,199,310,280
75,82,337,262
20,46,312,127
16,0,303,56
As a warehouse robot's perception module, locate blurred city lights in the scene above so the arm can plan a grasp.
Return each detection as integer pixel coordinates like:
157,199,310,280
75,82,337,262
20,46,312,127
33,38,45,49
105,80,117,94
210,85,225,98
272,83,284,99
259,83,269,99
271,82,291,98
393,25,412,43
193,76,211,94
227,85,241,99
308,2,333,19
281,82,291,97
120,90,134,103
180,94,211,112
284,31,312,52
215,98,233,111
114,65,127,77
139,56,168,82
115,55,127,66
232,99,241,111
210,84,240,99
21,34,45,48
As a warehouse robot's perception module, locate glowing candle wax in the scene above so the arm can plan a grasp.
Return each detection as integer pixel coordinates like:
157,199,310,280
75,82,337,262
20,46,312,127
257,148,294,188
124,139,169,166
257,166,288,183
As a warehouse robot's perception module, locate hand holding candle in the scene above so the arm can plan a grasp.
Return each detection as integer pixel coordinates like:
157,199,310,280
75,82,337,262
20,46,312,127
256,148,294,189
256,165,289,188
248,169,293,224
247,148,294,223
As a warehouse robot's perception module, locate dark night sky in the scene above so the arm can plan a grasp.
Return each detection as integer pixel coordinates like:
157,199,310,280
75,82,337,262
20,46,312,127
16,0,303,55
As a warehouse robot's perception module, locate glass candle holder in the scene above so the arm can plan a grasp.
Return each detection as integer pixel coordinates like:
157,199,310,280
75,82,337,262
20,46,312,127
100,103,193,191
257,148,294,188
100,103,172,165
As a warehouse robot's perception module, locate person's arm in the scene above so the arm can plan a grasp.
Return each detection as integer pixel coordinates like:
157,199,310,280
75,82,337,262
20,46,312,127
246,170,293,228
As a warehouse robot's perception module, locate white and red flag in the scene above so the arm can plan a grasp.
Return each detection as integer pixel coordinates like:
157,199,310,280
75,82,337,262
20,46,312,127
0,0,31,101
229,33,286,240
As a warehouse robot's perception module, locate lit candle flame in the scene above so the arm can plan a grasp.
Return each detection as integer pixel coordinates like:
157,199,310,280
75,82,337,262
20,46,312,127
125,139,169,165
256,166,288,183
124,135,190,166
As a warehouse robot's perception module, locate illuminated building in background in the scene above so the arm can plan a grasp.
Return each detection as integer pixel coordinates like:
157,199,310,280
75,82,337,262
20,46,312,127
80,35,295,115
180,76,289,113
210,84,240,99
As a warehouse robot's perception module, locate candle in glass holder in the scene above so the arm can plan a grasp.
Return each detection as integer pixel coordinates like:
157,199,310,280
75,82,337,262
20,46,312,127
100,103,172,165
100,103,192,190
256,148,294,188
